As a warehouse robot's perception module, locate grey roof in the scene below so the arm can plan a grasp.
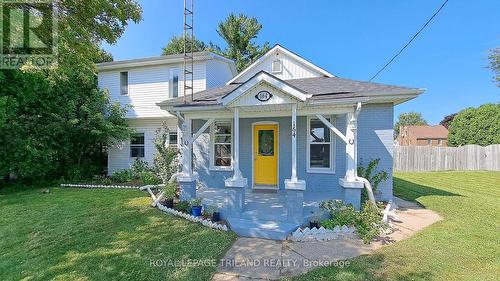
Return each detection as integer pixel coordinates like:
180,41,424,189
158,74,422,108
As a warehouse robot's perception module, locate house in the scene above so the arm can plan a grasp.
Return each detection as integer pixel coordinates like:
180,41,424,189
398,125,448,146
96,52,237,174
154,45,424,239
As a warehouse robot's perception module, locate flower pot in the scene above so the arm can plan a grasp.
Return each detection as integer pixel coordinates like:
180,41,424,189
163,198,174,208
212,212,220,222
309,221,319,229
191,206,202,217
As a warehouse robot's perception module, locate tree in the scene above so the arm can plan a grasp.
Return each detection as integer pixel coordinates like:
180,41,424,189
217,13,270,71
0,0,142,180
161,35,220,55
394,112,427,138
439,113,457,129
489,47,500,86
448,103,500,147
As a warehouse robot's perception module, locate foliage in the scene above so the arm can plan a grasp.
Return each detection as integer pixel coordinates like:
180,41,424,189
320,200,387,244
139,171,161,185
394,112,427,138
153,121,179,183
489,47,500,86
217,13,270,72
161,35,221,56
190,198,203,207
161,13,269,72
357,158,388,202
202,205,218,217
355,201,388,243
110,169,133,183
439,113,457,129
175,201,191,213
448,103,500,146
0,0,142,180
162,182,177,200
131,158,151,178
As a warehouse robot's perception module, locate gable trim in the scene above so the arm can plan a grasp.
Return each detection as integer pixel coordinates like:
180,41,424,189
226,45,334,85
221,71,309,106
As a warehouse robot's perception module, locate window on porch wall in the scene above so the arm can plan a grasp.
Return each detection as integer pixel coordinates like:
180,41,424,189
211,121,232,169
307,117,335,173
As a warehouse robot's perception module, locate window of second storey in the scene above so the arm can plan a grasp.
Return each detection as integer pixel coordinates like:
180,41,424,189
130,133,145,158
170,69,180,98
120,71,128,95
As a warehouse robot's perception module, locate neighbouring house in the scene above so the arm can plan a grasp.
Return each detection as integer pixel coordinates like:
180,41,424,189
398,125,448,146
98,45,424,240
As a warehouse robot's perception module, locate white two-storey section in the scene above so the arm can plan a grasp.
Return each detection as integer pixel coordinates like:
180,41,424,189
97,52,236,174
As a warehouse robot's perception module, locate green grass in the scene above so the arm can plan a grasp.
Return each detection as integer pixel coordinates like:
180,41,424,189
292,171,500,281
0,184,236,281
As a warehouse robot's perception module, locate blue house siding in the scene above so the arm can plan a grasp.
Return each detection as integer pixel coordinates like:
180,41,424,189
192,103,394,201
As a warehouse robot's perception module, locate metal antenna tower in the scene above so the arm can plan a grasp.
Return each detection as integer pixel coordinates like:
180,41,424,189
183,0,194,104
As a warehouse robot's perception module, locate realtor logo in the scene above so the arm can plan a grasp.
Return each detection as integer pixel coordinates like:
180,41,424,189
0,0,57,69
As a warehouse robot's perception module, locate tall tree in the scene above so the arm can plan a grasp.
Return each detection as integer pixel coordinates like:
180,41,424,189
394,112,427,138
161,35,220,55
216,13,270,71
439,113,457,129
448,104,500,147
0,0,142,180
489,47,500,86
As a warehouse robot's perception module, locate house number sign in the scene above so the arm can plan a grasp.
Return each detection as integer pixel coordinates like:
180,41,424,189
255,91,272,102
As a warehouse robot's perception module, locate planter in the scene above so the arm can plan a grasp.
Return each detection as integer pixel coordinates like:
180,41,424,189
309,221,319,229
212,212,220,222
191,206,202,217
163,198,174,209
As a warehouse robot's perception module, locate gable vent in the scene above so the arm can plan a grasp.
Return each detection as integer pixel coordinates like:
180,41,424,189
272,59,282,73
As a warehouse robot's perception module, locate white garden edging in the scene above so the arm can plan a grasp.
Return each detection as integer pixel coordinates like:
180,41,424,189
60,183,140,189
290,225,356,242
156,203,228,231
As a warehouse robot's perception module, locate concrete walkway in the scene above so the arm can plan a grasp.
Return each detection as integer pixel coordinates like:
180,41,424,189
213,197,441,280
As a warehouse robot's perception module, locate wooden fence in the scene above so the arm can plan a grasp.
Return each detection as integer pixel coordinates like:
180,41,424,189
393,144,500,172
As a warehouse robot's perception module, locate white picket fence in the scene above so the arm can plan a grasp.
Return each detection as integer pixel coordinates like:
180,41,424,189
393,144,500,172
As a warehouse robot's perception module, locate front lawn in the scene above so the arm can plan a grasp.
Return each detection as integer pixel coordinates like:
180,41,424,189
0,184,236,280
292,171,500,281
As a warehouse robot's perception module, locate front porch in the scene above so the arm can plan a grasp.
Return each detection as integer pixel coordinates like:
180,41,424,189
198,187,341,240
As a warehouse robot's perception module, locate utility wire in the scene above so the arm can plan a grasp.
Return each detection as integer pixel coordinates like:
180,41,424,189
369,0,450,81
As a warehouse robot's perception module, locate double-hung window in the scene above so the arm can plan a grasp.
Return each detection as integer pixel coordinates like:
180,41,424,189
307,116,335,173
211,121,232,169
130,133,145,158
168,132,178,147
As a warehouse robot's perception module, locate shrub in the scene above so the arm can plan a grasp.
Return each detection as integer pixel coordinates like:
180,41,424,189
202,205,217,217
175,201,190,213
153,122,180,183
320,199,388,244
355,201,388,243
190,198,202,207
131,158,151,178
140,171,161,185
111,169,133,183
162,182,177,200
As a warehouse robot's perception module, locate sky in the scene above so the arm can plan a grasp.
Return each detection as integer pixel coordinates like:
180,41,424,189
102,0,500,125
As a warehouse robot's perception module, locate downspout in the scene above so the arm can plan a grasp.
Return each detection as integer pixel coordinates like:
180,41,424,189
352,102,376,205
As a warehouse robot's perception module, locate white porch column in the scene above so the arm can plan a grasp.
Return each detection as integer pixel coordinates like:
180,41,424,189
178,116,197,201
225,107,247,187
344,112,357,181
285,104,306,190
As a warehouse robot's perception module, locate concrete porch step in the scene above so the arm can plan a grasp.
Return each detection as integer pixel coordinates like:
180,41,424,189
240,209,288,222
226,218,300,240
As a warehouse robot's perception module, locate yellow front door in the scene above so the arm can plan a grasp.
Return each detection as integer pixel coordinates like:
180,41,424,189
254,124,278,186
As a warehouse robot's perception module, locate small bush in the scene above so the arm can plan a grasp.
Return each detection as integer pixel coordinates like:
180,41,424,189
319,199,388,244
190,198,202,207
162,183,177,199
111,170,133,183
131,158,151,178
175,201,190,213
140,171,161,185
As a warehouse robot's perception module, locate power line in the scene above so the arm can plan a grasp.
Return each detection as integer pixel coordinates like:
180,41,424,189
369,0,450,81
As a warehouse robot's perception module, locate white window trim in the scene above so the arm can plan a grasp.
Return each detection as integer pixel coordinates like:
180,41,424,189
168,131,178,148
169,68,181,98
306,115,336,174
210,120,233,171
130,132,145,159
120,71,129,96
